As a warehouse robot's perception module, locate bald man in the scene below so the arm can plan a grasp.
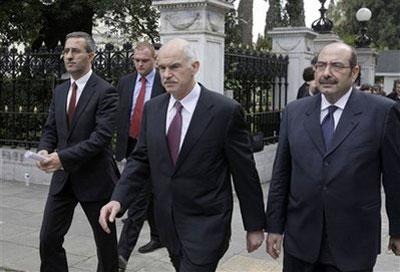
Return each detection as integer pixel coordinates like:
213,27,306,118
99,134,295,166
100,39,266,271
266,42,400,272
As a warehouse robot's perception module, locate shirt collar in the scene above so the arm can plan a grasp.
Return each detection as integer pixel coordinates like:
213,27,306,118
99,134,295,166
168,83,201,114
137,68,156,84
70,69,92,90
321,87,352,111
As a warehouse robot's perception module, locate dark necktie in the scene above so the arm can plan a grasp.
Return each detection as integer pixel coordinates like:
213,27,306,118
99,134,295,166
167,101,183,166
321,105,338,150
129,76,146,138
67,82,77,126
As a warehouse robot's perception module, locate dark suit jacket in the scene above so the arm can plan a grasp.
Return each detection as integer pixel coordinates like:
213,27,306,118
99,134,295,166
266,89,400,271
296,82,310,99
387,92,400,102
38,73,120,201
114,71,165,161
112,86,266,265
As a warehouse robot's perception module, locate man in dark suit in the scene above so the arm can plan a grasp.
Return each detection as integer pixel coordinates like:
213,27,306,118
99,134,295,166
266,42,400,272
296,66,318,99
100,38,266,271
114,41,165,270
36,32,119,271
386,79,400,102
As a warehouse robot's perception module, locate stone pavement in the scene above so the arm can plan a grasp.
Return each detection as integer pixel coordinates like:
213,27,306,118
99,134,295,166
0,180,399,272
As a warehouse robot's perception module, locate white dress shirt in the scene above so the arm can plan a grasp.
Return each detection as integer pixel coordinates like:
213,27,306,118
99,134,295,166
130,68,156,118
166,83,201,150
66,69,93,111
320,88,352,130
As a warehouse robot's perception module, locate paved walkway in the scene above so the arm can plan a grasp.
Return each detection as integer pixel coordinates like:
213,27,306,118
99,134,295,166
0,180,399,271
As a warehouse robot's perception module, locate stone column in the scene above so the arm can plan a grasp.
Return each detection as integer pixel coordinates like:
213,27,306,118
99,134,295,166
356,48,377,85
152,0,233,94
268,27,318,103
313,33,342,54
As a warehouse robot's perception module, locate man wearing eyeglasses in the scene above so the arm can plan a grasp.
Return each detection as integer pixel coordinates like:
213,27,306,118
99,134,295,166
266,42,400,272
36,32,119,271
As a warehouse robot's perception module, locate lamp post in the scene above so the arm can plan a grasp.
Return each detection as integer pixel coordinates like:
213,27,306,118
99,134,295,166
355,7,372,48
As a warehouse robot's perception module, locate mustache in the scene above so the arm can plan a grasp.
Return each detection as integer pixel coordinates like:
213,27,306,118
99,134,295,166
319,78,338,84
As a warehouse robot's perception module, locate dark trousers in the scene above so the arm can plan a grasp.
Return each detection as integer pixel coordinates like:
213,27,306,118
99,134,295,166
283,251,373,272
169,250,219,272
117,137,160,261
40,183,118,272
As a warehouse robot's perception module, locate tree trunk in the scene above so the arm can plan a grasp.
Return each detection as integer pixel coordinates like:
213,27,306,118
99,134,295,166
238,0,254,45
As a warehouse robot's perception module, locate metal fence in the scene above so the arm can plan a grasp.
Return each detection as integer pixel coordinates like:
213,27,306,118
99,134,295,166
225,46,288,144
0,43,288,149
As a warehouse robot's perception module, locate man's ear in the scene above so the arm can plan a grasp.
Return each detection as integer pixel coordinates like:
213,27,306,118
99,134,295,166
192,61,200,74
351,65,360,82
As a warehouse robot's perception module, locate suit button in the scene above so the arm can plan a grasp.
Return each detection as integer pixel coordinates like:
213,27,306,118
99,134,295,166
323,161,329,167
323,186,328,191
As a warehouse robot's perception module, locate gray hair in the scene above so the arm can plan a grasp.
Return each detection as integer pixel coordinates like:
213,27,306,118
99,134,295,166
65,31,96,52
181,43,198,65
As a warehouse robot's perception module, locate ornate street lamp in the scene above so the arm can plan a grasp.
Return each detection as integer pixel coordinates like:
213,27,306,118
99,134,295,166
355,7,372,48
311,0,333,33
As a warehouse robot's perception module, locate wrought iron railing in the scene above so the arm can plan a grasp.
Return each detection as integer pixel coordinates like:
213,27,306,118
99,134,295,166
225,46,288,144
1,43,288,149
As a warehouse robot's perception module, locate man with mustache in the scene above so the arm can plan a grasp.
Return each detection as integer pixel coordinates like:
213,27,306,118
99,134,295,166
266,42,400,272
99,38,266,271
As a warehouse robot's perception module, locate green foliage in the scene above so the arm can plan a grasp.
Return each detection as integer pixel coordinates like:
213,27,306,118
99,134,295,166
0,0,159,49
284,0,305,26
329,0,400,50
225,8,242,46
255,34,272,51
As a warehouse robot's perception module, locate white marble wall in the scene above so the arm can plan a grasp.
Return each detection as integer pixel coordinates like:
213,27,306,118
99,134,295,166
0,145,276,185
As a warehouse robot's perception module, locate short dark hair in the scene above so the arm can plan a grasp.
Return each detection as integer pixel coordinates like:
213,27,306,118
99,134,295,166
303,66,315,82
65,31,96,52
393,79,400,91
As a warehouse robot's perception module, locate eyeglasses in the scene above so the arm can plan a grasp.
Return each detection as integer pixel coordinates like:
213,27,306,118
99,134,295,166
314,61,351,72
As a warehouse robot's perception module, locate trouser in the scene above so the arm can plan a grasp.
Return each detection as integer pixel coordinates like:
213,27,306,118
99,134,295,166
117,180,160,261
283,251,373,272
40,183,118,272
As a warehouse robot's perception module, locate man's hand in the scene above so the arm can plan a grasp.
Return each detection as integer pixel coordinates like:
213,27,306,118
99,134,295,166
99,201,121,234
37,151,62,173
36,150,49,170
266,233,283,259
388,236,400,256
246,230,264,253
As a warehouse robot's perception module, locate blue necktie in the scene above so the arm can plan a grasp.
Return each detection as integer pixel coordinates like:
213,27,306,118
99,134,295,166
321,105,338,150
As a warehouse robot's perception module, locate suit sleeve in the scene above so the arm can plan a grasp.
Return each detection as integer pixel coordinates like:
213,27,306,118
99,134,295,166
37,90,58,153
57,85,118,173
224,104,266,231
266,107,291,234
111,102,150,215
381,102,400,237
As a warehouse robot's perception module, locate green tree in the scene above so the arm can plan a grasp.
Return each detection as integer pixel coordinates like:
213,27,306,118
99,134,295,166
284,0,305,26
0,0,159,50
329,0,400,49
237,0,254,45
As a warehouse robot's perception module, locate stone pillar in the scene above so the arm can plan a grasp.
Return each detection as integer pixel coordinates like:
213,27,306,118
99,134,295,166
313,33,342,54
152,0,233,94
268,27,318,103
356,48,377,85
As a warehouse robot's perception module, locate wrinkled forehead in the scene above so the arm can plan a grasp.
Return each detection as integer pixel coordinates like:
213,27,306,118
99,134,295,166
318,46,351,64
158,48,186,65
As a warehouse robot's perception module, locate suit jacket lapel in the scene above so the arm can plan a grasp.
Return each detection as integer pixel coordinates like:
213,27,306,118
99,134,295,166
325,89,362,157
151,71,164,98
152,94,172,168
68,73,97,135
174,88,214,171
57,82,69,134
303,94,326,156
